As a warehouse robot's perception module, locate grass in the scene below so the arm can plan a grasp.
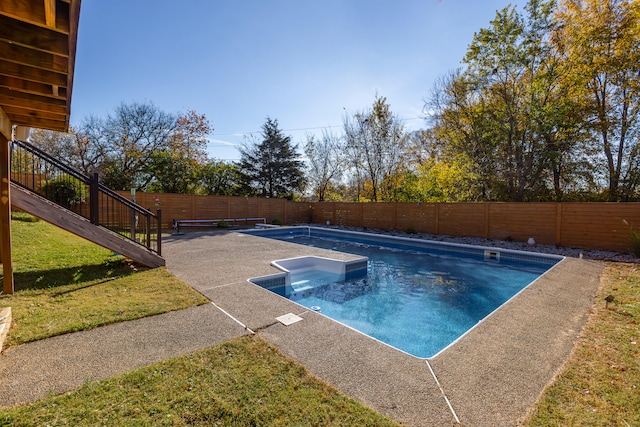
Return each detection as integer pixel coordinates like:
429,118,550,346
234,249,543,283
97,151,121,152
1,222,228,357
0,335,400,426
1,212,209,347
0,213,400,426
525,262,640,426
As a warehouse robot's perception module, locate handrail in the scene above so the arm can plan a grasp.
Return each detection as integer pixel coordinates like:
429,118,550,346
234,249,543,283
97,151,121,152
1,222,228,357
11,138,89,184
97,181,155,217
9,139,161,255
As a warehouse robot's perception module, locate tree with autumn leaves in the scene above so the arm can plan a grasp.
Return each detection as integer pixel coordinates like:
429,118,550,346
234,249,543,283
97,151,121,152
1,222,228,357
428,0,640,202
146,110,211,194
555,0,640,201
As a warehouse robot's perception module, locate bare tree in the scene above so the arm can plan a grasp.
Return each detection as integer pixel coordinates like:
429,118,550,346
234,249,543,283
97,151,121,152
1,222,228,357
28,127,104,177
343,95,407,201
304,129,345,201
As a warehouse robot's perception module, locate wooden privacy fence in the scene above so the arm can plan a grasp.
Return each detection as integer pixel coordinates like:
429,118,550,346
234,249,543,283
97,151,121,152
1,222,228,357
311,201,640,253
117,192,312,229
118,192,640,253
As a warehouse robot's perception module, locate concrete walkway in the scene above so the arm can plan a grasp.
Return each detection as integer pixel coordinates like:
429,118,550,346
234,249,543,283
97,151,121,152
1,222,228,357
0,230,604,426
0,304,249,407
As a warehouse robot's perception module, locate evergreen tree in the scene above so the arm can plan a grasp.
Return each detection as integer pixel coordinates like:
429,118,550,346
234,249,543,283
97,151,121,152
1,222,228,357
237,118,305,198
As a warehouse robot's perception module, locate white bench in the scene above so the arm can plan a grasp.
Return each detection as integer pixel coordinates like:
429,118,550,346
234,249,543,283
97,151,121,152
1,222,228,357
255,223,281,229
172,218,266,234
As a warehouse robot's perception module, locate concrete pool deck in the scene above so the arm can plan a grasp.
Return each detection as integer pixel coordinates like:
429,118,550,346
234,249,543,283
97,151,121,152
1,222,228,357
162,230,604,426
0,230,604,426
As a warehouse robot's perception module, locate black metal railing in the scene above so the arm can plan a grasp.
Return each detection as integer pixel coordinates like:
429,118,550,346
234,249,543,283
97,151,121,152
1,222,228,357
10,139,161,255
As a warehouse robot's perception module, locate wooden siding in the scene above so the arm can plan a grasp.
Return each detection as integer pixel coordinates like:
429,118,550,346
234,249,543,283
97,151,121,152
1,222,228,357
118,192,640,254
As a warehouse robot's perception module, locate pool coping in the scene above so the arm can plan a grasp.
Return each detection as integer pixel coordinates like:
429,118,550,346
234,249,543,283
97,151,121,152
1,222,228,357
162,229,604,426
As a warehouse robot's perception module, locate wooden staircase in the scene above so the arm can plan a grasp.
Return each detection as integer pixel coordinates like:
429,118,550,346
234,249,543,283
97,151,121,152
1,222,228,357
9,138,164,269
11,184,164,268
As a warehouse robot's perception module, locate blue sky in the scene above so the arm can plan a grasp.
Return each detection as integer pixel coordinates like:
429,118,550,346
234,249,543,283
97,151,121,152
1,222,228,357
72,0,516,161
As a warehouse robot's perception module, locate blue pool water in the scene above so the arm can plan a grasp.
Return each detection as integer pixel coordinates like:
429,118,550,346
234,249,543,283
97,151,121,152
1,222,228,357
243,228,561,358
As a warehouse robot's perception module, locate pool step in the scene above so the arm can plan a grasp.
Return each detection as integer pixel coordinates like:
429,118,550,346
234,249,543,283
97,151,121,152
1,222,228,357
291,280,314,292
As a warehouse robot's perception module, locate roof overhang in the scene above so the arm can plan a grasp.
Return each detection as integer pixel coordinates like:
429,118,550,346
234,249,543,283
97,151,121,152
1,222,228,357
0,0,81,137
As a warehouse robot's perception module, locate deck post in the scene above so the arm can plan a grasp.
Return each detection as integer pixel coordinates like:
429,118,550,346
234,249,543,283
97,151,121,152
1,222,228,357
0,131,14,294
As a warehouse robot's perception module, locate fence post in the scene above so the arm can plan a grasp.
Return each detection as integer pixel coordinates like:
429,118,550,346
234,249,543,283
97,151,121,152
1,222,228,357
130,208,136,242
90,172,99,224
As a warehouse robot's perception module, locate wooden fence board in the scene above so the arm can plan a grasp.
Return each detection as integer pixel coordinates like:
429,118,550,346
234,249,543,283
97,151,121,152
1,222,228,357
258,198,286,223
395,202,438,233
234,197,259,219
559,203,640,251
334,202,363,227
106,191,640,253
311,202,336,224
286,201,312,224
437,203,487,238
362,203,396,229
488,203,557,244
195,195,228,219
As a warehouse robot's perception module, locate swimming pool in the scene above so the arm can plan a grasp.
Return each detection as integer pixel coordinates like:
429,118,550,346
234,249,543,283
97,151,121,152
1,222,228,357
241,227,563,358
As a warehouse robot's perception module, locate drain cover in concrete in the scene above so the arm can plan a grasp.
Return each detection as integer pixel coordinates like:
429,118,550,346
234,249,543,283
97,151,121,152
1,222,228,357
276,313,303,326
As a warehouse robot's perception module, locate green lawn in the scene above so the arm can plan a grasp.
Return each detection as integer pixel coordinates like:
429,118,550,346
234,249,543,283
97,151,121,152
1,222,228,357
0,336,400,427
525,262,640,426
1,212,209,347
0,214,400,426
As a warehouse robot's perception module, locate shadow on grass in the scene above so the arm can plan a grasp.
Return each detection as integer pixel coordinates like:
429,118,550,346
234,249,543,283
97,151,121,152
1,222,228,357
13,259,138,292
10,212,40,223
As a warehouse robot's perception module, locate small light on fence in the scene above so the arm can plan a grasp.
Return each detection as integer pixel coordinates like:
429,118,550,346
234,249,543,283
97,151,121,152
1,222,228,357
527,237,536,246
